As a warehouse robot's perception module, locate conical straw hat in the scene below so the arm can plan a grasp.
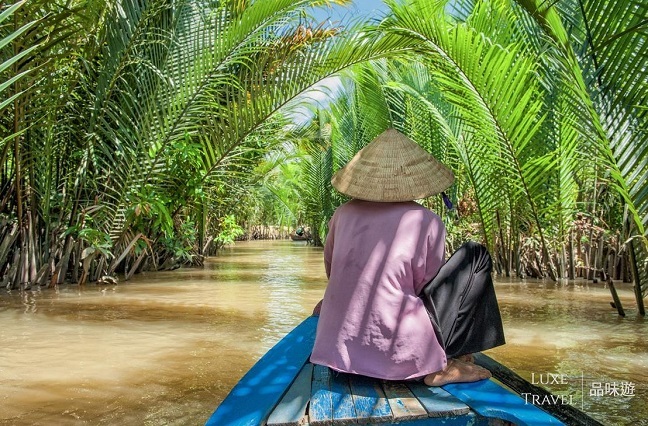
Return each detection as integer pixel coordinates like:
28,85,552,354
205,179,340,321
331,128,454,202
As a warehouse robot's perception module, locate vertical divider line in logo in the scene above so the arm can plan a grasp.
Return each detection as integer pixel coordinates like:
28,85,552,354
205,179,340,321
581,371,585,411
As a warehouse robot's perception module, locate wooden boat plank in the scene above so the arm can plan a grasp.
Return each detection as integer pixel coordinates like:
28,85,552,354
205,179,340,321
205,316,318,426
330,372,358,424
382,381,428,421
443,379,565,426
266,363,313,426
347,374,392,422
406,381,471,417
310,364,333,425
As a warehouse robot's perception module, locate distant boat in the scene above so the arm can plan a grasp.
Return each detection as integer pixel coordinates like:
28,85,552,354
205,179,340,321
206,316,602,426
290,227,311,242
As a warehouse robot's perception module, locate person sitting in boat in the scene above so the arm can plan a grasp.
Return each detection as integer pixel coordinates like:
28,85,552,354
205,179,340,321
310,128,505,386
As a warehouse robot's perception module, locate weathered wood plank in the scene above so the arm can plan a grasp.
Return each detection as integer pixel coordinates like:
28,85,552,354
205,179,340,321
382,381,428,421
473,353,604,426
310,364,333,425
347,375,392,422
206,316,318,426
267,363,313,426
330,372,358,424
406,381,471,417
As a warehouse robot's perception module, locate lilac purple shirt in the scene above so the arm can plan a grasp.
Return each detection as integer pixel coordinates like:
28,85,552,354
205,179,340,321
310,199,447,380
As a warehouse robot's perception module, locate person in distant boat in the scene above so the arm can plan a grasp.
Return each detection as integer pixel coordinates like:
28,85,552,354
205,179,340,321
310,128,505,386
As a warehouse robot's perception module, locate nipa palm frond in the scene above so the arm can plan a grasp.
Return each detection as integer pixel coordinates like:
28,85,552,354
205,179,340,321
382,0,556,277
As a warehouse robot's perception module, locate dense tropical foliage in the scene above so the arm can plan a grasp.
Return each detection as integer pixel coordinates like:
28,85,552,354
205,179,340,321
0,0,398,287
247,0,648,310
1,0,646,310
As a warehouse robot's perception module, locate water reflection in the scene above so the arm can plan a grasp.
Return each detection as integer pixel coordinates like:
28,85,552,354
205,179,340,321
259,252,308,346
489,279,647,426
0,240,646,425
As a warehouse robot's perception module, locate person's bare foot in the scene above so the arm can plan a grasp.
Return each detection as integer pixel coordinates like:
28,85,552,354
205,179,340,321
312,300,323,316
456,353,475,363
423,359,491,386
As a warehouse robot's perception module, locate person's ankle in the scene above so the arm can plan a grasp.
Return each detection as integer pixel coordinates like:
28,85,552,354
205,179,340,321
423,359,491,386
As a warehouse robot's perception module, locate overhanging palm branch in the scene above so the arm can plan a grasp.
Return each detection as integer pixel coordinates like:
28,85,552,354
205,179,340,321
510,0,647,297
299,57,469,244
88,0,411,242
512,0,648,238
380,0,556,277
0,1,40,113
40,0,410,278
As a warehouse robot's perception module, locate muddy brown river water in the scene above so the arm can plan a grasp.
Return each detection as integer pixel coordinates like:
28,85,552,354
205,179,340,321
1,240,646,425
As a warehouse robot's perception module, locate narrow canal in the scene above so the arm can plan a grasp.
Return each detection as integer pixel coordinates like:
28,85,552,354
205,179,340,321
1,240,646,425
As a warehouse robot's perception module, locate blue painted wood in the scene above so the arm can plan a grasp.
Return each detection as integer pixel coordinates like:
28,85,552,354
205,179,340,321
266,363,313,426
310,364,333,425
443,379,566,426
205,316,318,426
330,372,358,424
406,381,470,417
347,374,392,422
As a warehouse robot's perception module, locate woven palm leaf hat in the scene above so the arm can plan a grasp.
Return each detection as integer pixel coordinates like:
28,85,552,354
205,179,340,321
331,128,454,202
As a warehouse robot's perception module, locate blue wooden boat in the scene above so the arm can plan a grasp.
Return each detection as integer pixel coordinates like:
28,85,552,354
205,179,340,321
206,316,602,426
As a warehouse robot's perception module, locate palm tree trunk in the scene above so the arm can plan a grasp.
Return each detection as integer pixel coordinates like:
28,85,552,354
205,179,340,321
568,229,576,279
12,22,25,289
496,210,510,277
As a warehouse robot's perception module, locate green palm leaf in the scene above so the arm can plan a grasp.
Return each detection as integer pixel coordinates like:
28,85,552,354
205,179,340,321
381,0,556,277
511,0,647,295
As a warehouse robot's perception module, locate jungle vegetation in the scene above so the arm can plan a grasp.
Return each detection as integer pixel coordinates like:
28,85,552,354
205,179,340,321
1,0,647,310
